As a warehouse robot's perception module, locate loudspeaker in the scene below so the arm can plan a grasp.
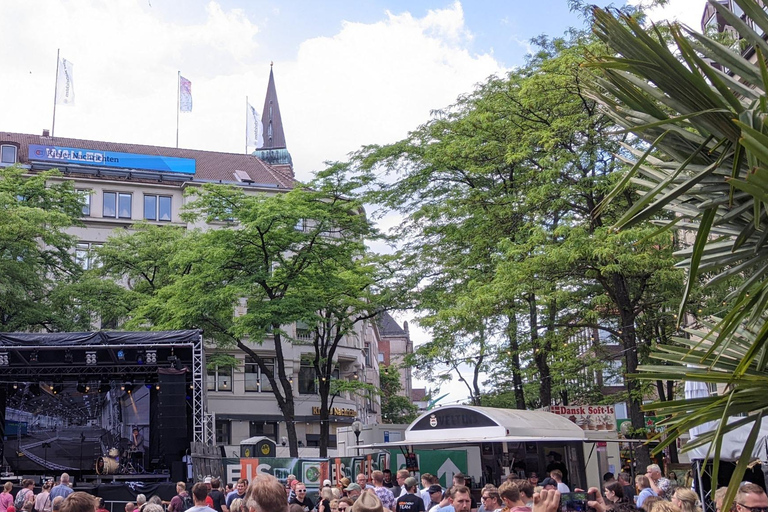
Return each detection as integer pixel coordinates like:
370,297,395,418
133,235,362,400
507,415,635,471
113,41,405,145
171,461,186,483
149,371,188,469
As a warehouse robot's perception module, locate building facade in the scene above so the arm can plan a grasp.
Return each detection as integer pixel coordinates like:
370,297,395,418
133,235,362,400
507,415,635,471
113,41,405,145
0,69,381,456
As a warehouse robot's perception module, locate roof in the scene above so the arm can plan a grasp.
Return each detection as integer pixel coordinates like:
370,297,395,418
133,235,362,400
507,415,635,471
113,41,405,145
411,388,427,401
377,311,407,336
0,131,296,188
403,405,587,443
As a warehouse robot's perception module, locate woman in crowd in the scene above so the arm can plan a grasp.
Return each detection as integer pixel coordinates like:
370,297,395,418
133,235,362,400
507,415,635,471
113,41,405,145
605,482,628,505
635,476,657,509
0,482,14,512
671,489,701,512
35,481,53,512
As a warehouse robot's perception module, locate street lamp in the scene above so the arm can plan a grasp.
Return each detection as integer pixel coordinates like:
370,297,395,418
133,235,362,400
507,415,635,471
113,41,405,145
352,420,362,455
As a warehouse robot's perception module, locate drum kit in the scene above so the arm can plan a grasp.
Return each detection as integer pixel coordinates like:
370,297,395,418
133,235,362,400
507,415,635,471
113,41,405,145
95,447,144,475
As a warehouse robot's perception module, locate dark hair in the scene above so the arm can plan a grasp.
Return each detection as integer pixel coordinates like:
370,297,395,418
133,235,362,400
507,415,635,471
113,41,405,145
450,486,470,499
211,478,221,490
382,470,391,475
498,482,520,503
192,483,209,503
613,503,641,512
516,481,534,499
605,482,626,502
604,472,615,482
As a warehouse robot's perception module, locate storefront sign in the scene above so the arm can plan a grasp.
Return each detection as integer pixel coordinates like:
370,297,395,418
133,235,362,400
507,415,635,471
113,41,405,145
28,144,196,174
311,406,356,417
548,404,616,431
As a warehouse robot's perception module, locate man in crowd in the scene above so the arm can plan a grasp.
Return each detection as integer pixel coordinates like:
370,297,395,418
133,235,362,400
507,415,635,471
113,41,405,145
549,471,569,494
226,479,248,510
617,473,635,504
425,486,443,512
420,476,438,509
539,479,557,492
383,470,396,489
396,477,425,512
52,497,65,512
344,483,362,502
187,483,216,512
289,483,313,512
209,479,226,512
735,483,768,512
396,470,411,498
125,503,135,512
372,470,396,512
452,475,477,512
60,493,98,512
645,465,670,501
527,474,539,489
442,486,472,512
545,453,568,487
480,487,502,512
498,482,530,512
169,482,191,512
245,474,288,512
358,474,375,490
50,474,74,501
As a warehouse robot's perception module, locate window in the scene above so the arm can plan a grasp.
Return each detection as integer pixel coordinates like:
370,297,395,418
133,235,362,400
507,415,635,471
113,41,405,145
295,218,305,231
1,145,17,164
603,359,624,387
244,357,274,393
296,321,312,341
76,242,102,270
363,343,372,367
77,189,92,216
207,365,233,392
298,361,316,395
249,421,278,441
215,420,231,444
103,192,132,219
144,194,172,222
378,352,385,363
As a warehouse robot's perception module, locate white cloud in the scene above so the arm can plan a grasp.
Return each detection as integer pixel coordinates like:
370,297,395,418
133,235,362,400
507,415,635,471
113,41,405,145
629,0,707,31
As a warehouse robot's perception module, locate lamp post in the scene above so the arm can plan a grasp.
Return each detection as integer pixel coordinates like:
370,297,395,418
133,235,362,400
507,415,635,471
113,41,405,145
352,420,362,455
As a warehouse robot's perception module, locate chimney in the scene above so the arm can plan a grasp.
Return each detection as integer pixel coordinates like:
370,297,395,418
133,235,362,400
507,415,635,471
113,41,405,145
42,129,50,137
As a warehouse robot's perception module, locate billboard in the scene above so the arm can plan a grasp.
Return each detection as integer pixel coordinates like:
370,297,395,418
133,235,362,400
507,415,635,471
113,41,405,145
28,144,196,174
548,405,616,431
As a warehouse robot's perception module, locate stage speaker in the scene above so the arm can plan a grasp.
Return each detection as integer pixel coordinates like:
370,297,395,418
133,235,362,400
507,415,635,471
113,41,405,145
149,370,189,470
171,461,186,483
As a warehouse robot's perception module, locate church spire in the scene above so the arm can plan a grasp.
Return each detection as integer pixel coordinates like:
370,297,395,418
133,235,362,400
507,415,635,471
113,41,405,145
253,63,293,174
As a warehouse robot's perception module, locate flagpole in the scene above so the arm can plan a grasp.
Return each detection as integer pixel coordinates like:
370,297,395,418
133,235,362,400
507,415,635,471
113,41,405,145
176,71,180,148
245,96,248,154
52,49,60,137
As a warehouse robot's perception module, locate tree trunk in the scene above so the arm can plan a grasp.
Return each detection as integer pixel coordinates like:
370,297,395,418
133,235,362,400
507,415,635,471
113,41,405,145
318,382,330,457
506,314,526,409
612,273,651,470
529,293,551,407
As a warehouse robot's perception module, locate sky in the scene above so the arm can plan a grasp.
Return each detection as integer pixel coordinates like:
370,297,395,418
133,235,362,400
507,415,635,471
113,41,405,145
0,0,707,406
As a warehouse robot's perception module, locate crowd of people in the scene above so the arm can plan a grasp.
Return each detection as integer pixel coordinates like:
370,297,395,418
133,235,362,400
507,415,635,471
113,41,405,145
0,465,764,512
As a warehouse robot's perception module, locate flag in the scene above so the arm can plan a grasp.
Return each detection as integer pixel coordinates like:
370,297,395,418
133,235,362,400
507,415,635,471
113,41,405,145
179,75,192,112
246,102,263,148
56,57,75,105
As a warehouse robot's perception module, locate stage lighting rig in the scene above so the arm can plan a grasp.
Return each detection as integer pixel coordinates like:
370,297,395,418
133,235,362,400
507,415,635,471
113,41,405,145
145,350,157,364
0,352,8,366
85,351,97,365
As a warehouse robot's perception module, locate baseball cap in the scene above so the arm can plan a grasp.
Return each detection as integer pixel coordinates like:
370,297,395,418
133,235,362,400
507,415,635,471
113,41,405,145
428,485,443,494
323,479,332,487
540,478,557,488
345,483,362,492
204,477,212,484
404,477,418,489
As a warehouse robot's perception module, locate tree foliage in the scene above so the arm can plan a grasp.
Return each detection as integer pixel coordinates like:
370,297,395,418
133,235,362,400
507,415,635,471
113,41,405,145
586,0,768,500
0,166,87,331
379,365,418,424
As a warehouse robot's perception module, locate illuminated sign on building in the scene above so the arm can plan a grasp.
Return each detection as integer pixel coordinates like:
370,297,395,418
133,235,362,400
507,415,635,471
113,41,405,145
28,144,196,174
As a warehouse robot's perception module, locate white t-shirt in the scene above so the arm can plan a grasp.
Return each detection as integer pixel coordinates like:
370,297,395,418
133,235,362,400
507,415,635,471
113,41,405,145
557,483,570,493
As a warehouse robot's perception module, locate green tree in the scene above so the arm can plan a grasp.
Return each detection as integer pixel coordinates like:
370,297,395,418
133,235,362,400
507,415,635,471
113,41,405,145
0,166,87,331
379,365,418,424
356,31,685,469
93,164,387,456
586,0,768,498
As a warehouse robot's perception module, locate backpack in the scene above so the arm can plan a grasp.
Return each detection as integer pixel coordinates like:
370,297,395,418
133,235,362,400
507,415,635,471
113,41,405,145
14,489,30,509
179,493,194,512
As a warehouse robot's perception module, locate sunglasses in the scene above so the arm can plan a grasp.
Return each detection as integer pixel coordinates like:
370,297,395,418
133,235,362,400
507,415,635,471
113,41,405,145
738,505,768,512
297,490,307,493
339,508,348,511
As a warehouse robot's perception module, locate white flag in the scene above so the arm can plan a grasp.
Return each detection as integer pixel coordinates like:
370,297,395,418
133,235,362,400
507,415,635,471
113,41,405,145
56,57,75,105
179,75,192,112
246,102,263,148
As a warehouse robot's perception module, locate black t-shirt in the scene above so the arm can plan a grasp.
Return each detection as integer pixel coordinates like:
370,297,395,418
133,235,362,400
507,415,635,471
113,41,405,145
210,490,226,512
290,497,314,512
396,494,426,512
622,484,636,502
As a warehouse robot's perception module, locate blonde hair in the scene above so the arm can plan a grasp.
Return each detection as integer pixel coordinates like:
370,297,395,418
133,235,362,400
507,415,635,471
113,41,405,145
651,501,682,512
230,498,244,512
3,482,11,492
674,488,701,512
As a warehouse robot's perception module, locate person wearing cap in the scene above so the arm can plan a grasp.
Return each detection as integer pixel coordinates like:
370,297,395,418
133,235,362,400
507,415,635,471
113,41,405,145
395,478,425,512
345,484,363,502
425,487,443,512
351,492,384,512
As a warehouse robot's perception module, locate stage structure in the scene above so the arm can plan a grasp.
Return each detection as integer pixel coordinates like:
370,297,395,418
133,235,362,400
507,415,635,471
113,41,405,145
0,330,205,475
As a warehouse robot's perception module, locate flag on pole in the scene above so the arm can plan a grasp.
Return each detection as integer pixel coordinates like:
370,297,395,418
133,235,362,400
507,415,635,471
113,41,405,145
179,75,192,112
246,102,263,148
56,57,75,105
